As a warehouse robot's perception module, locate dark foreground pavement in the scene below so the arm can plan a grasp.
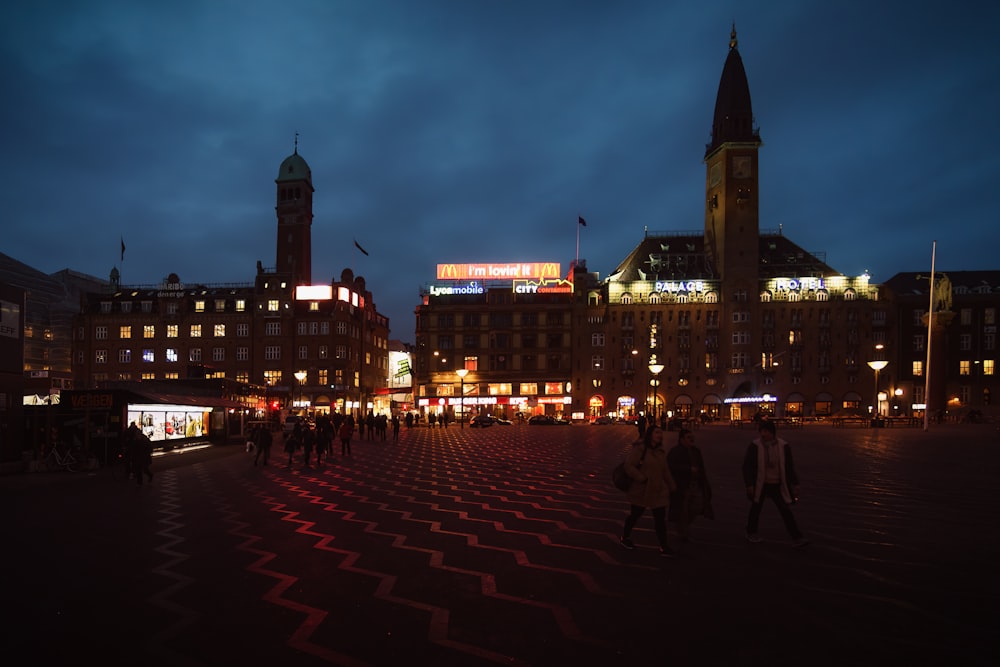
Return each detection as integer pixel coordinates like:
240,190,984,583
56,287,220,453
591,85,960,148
4,423,998,666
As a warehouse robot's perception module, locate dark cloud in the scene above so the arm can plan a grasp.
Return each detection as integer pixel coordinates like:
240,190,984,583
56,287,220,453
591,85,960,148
2,1,998,335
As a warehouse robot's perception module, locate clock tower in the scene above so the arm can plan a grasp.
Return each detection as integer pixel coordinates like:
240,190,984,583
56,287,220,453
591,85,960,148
275,144,314,286
703,27,762,287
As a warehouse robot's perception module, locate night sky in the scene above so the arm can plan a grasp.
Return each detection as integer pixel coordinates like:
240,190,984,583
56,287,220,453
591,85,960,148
2,1,997,338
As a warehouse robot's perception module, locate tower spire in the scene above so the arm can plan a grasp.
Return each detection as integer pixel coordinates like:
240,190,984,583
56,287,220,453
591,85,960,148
294,131,299,155
730,22,737,50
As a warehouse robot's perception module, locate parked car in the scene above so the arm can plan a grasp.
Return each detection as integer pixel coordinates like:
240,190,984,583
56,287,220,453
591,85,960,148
493,417,513,425
527,415,570,426
470,415,495,428
592,416,614,425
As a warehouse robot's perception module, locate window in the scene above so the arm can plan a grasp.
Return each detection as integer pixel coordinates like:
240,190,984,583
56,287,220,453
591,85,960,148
235,299,246,312
873,310,887,325
215,299,226,312
190,348,202,362
214,324,226,337
297,322,307,335
912,310,926,326
733,289,747,302
958,334,971,351
960,360,971,376
236,347,248,361
195,300,206,313
985,333,995,351
118,349,131,363
166,348,177,362
336,345,347,359
167,324,178,338
267,300,280,312
730,353,747,370
265,346,281,360
298,345,308,360
318,345,328,359
732,331,750,345
984,308,995,326
960,309,972,325
591,333,605,346
984,360,994,376
788,330,802,345
120,326,131,339
121,302,132,313
263,370,282,386
320,322,329,335
913,335,925,351
190,324,202,338
237,323,249,337
705,353,717,372
732,311,749,323
96,326,108,340
592,355,604,370
166,302,179,315
144,325,155,339
336,321,347,335
213,347,225,362
265,322,281,336
912,360,923,377
142,349,155,363
100,302,112,313
706,311,719,327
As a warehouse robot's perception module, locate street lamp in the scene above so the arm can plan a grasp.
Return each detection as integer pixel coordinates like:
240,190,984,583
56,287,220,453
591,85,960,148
648,362,664,421
866,360,888,426
456,368,469,429
294,370,307,414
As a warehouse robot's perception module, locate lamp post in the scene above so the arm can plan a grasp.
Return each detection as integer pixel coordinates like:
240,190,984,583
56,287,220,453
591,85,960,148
866,360,888,427
294,370,307,415
648,362,664,422
456,369,469,429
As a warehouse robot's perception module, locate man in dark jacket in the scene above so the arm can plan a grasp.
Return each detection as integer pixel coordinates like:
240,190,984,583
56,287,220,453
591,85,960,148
741,420,807,546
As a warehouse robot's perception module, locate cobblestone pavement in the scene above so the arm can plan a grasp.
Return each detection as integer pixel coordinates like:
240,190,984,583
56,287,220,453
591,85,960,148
5,423,998,666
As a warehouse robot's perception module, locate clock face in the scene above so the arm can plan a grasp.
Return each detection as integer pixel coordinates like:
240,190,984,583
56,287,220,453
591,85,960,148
733,156,752,179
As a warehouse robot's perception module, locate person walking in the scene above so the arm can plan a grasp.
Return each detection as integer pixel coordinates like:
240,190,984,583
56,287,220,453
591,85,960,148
667,429,713,543
742,420,808,547
128,423,153,486
300,423,315,468
391,414,400,442
619,425,678,557
314,417,331,466
254,424,273,467
338,415,354,456
284,423,301,468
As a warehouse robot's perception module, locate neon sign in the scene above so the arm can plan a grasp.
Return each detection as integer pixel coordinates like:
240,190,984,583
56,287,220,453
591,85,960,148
654,280,707,293
429,282,485,297
512,277,574,294
436,262,561,281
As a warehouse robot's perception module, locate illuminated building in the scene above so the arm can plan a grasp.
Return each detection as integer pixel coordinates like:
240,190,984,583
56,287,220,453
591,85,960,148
71,148,390,424
414,263,575,421
573,28,887,422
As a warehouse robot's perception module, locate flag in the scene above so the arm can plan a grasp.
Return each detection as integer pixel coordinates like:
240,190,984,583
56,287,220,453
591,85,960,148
354,239,369,256
120,237,126,261
578,216,587,227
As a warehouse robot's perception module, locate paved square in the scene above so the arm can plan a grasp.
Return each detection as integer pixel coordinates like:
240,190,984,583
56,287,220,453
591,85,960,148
5,422,998,666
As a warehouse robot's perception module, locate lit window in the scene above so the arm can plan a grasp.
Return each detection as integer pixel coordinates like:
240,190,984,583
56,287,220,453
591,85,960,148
144,325,155,339
120,326,131,339
268,300,280,312
912,361,923,377
190,324,202,338
959,360,970,376
167,324,178,338
214,324,225,337
142,349,155,362
190,348,202,362
215,299,226,312
166,349,177,362
984,360,994,376
195,300,206,313
235,299,246,313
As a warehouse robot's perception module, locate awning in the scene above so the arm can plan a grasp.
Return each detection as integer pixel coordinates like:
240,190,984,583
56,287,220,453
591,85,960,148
128,390,247,409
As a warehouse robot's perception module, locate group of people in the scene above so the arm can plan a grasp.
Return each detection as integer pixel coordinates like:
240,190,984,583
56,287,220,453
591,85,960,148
618,419,807,556
248,411,408,469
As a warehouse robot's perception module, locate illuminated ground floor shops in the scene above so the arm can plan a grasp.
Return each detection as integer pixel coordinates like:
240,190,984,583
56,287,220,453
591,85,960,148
416,394,572,423
579,389,905,423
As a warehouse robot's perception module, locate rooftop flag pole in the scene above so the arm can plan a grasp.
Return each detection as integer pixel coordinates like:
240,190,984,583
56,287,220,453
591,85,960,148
923,240,936,431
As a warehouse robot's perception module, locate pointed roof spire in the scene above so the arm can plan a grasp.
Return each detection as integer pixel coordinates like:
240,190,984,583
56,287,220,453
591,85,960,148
294,131,299,155
705,25,760,158
730,22,738,50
